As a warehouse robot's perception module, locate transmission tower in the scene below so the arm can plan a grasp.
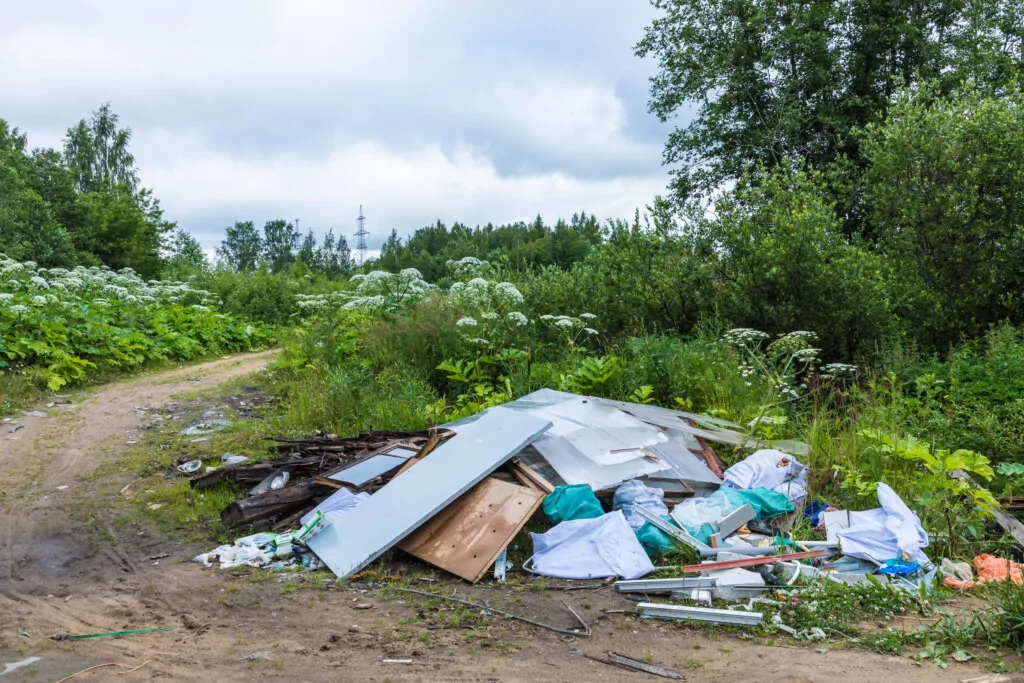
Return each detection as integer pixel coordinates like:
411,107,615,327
354,205,369,265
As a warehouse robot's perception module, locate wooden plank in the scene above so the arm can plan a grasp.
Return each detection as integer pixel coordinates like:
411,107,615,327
398,477,544,583
674,549,828,574
509,459,555,494
685,417,726,479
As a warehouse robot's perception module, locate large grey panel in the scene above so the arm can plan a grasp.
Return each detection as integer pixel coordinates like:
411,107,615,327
307,407,552,579
329,454,406,487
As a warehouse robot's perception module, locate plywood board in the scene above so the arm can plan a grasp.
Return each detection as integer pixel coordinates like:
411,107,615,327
306,407,551,579
398,477,544,582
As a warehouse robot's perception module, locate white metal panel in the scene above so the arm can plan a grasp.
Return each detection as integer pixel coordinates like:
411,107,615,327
307,407,551,579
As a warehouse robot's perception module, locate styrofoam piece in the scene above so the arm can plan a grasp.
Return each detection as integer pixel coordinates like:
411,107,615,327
307,407,551,579
717,504,755,538
823,509,851,543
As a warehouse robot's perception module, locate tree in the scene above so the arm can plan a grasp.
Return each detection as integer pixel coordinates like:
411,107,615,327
297,229,316,268
217,221,262,272
377,228,403,272
315,228,352,277
636,0,1023,206
861,85,1024,348
163,228,208,279
261,219,298,272
694,163,893,358
0,120,76,266
63,103,139,194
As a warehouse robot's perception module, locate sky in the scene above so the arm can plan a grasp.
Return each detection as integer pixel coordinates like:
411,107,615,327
1,1,676,257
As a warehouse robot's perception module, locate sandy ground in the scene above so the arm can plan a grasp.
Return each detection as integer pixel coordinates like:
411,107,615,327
0,351,1012,682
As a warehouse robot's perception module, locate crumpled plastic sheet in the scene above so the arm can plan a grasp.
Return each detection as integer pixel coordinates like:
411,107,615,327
723,449,808,503
942,554,1024,590
613,479,668,530
525,510,654,580
834,482,929,564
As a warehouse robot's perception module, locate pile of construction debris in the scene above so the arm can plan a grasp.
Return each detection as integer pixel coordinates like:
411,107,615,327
189,388,1011,629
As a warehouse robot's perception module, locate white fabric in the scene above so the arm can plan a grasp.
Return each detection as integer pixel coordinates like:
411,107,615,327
526,511,654,580
723,449,808,502
835,483,929,563
301,487,370,526
613,479,668,530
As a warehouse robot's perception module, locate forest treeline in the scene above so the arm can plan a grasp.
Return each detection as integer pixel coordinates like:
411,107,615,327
3,0,1024,359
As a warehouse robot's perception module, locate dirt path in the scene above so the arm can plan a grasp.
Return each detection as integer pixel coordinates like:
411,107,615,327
0,352,1003,682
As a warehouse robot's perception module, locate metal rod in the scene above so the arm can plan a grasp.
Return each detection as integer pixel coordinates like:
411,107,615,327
391,587,591,637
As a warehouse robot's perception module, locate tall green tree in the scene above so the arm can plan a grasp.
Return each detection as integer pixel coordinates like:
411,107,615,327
316,228,352,277
861,85,1024,348
297,229,317,268
0,120,76,266
261,219,298,273
217,220,262,272
63,103,139,194
162,228,208,279
636,0,1023,205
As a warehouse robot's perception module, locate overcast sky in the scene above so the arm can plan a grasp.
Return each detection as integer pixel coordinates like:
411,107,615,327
1,1,676,254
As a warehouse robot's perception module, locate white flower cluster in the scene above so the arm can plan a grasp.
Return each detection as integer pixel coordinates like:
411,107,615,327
821,362,858,379
723,328,770,346
341,269,433,313
446,256,491,279
0,254,223,314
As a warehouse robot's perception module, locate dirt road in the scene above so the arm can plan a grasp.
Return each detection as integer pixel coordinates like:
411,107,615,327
0,352,999,681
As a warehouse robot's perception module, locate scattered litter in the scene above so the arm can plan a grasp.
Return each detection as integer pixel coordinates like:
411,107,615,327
2,657,42,677
221,453,249,466
148,554,170,561
8,425,22,433
191,437,210,443
180,419,231,436
187,377,202,382
148,503,163,510
56,485,68,490
55,661,151,682
584,652,685,680
382,659,412,664
51,626,174,641
353,603,373,610
17,628,30,637
21,410,46,418
241,651,271,661
943,554,1023,590
177,460,202,474
393,587,591,637
834,483,929,564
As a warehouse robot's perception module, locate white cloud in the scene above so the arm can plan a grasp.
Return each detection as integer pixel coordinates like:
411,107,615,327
138,130,666,249
474,80,660,166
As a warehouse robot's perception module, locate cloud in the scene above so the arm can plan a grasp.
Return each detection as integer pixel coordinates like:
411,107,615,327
1,0,676,252
138,131,667,249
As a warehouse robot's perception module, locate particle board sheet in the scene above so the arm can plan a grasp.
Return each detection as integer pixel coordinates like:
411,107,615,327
307,407,552,579
397,477,544,583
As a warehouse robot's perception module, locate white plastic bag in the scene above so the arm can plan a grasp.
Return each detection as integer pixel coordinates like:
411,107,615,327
526,511,654,580
301,487,370,526
723,449,808,502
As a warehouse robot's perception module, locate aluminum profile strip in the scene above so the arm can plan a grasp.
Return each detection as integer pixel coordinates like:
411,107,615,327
670,585,767,600
613,577,718,593
631,503,713,553
636,602,763,626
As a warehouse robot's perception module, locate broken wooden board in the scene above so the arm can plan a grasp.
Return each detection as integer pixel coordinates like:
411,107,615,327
398,477,544,583
507,459,555,493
